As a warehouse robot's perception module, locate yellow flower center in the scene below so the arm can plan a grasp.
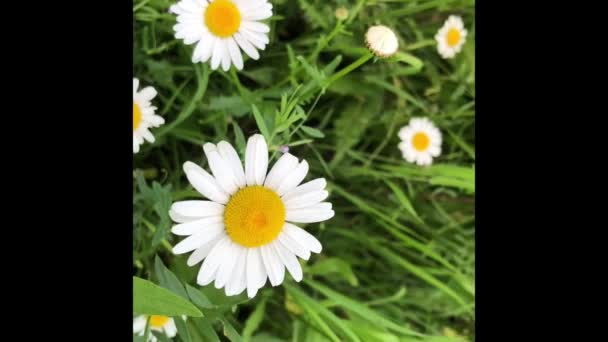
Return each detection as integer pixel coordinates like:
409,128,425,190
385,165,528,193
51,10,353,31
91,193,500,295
149,315,170,328
205,0,241,38
412,132,430,151
133,102,142,131
446,28,461,47
224,186,286,247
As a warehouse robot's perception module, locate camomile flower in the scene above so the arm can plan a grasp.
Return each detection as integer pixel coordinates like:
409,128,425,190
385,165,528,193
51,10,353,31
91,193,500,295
133,78,165,154
435,15,467,59
133,315,177,341
365,25,399,58
170,134,334,298
170,0,273,71
398,117,442,166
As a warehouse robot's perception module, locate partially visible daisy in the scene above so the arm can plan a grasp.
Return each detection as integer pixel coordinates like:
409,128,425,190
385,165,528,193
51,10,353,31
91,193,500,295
435,15,467,59
133,315,177,341
133,78,164,154
365,25,399,58
170,134,334,298
398,117,442,166
170,0,273,71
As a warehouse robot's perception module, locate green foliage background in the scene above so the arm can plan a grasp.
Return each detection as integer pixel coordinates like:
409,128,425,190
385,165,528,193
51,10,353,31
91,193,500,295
133,0,475,340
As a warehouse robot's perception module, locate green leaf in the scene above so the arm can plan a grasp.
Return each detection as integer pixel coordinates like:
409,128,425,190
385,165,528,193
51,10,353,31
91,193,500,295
384,180,423,224
300,125,325,138
185,283,216,309
133,277,203,317
287,284,360,342
305,279,422,336
308,258,359,286
175,317,192,342
252,104,271,141
242,297,267,341
221,319,243,342
232,121,247,155
190,318,220,342
154,255,188,299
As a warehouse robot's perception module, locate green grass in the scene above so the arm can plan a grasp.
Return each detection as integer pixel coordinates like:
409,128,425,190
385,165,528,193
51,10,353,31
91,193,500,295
133,0,475,341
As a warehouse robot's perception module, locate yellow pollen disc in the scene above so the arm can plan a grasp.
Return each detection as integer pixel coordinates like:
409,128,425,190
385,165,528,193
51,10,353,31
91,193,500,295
446,28,461,47
224,186,286,248
149,315,170,328
412,132,430,151
205,0,241,38
133,102,142,131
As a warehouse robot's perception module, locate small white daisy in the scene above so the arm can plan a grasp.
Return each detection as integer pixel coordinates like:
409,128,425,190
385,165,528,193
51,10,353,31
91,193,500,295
170,134,334,298
170,0,273,71
133,78,165,154
365,25,399,58
398,117,442,166
435,15,467,59
133,315,177,342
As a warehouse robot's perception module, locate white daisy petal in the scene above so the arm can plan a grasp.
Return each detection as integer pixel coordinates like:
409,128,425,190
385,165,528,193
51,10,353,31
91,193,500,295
260,244,284,286
214,241,240,289
239,28,267,50
241,21,270,33
169,200,225,223
284,190,329,210
283,223,323,254
281,178,327,202
272,241,303,282
211,40,223,70
183,161,230,204
286,203,334,223
133,316,146,333
226,247,247,296
171,217,223,236
220,40,231,71
197,236,231,285
245,134,268,185
277,232,311,260
200,35,216,63
234,32,260,60
164,319,178,338
244,9,273,21
204,143,239,195
217,141,246,187
264,153,299,191
276,160,309,196
172,224,224,254
226,37,244,70
187,233,225,266
246,248,267,298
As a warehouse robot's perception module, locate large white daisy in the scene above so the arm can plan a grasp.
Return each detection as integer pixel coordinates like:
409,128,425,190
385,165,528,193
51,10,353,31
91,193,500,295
170,134,334,298
133,315,177,341
398,117,442,166
170,0,273,71
133,78,165,154
435,15,468,59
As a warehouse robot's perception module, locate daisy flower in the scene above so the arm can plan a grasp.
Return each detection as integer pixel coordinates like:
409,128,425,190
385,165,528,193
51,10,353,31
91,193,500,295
398,117,442,166
435,15,467,59
133,78,165,154
365,25,399,58
133,315,177,341
170,134,334,298
170,0,273,71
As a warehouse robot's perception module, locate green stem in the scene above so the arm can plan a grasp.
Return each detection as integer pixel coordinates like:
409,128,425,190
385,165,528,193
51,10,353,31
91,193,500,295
406,39,436,51
321,51,374,88
308,22,343,62
155,64,209,139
